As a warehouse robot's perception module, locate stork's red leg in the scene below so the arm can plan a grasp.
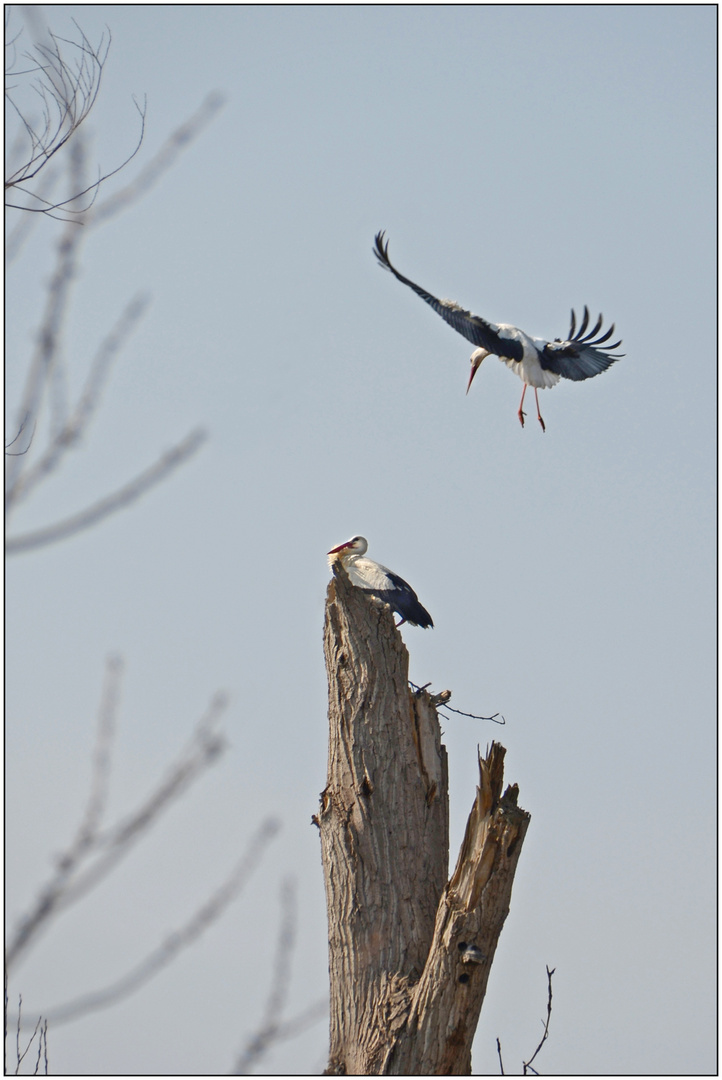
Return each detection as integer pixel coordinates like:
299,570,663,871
518,385,527,428
534,388,546,433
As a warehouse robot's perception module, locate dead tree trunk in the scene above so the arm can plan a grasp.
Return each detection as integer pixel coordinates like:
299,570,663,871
319,563,530,1075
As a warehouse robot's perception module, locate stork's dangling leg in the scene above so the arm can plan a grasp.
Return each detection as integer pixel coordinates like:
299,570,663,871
517,385,527,428
534,389,546,433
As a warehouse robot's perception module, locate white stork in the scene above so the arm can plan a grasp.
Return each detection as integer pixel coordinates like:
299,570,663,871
327,535,433,629
374,231,624,431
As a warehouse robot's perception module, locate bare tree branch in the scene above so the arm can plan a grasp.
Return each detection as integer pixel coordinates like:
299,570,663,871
6,293,151,510
5,20,110,187
6,683,229,969
5,210,86,500
69,655,123,852
15,995,21,1074
50,690,228,913
232,878,328,1075
89,91,226,228
35,817,281,1027
260,1000,329,1051
232,877,297,1074
6,14,224,551
5,165,57,261
6,99,146,218
6,427,208,555
5,415,36,456
32,1018,48,1076
47,135,88,441
5,18,147,220
13,996,45,1076
523,966,556,1076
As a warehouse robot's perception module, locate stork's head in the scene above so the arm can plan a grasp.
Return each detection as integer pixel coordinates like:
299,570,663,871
466,348,490,394
328,535,368,566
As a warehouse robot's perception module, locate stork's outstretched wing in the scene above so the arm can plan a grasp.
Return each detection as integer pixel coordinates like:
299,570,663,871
540,306,624,382
374,231,524,362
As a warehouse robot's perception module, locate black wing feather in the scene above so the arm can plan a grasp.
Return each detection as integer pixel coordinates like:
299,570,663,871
362,566,434,628
373,231,523,362
540,305,624,382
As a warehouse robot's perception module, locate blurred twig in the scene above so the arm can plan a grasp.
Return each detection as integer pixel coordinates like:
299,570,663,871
6,667,229,969
70,654,123,849
231,878,328,1074
36,817,281,1026
6,427,208,555
7,292,151,510
89,91,226,228
6,9,223,550
5,202,86,500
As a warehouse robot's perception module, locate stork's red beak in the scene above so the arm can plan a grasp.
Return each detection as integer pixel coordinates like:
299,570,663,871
466,358,483,395
327,541,351,555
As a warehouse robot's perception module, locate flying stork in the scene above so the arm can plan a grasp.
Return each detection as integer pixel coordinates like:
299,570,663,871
327,535,433,629
374,231,624,431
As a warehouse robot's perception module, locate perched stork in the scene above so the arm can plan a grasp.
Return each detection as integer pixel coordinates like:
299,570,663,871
327,535,433,628
374,231,624,431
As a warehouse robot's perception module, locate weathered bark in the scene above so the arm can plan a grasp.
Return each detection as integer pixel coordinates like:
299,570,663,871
319,564,530,1075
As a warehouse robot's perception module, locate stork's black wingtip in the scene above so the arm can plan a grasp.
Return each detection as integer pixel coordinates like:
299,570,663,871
568,307,577,339
373,229,392,269
416,606,434,629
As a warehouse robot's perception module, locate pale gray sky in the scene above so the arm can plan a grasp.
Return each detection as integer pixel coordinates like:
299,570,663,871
6,5,716,1075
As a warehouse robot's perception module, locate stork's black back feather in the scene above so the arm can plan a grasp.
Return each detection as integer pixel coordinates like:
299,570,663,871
374,231,523,362
361,563,434,628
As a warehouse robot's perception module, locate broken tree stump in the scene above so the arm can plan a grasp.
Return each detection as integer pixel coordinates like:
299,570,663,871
319,562,530,1075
